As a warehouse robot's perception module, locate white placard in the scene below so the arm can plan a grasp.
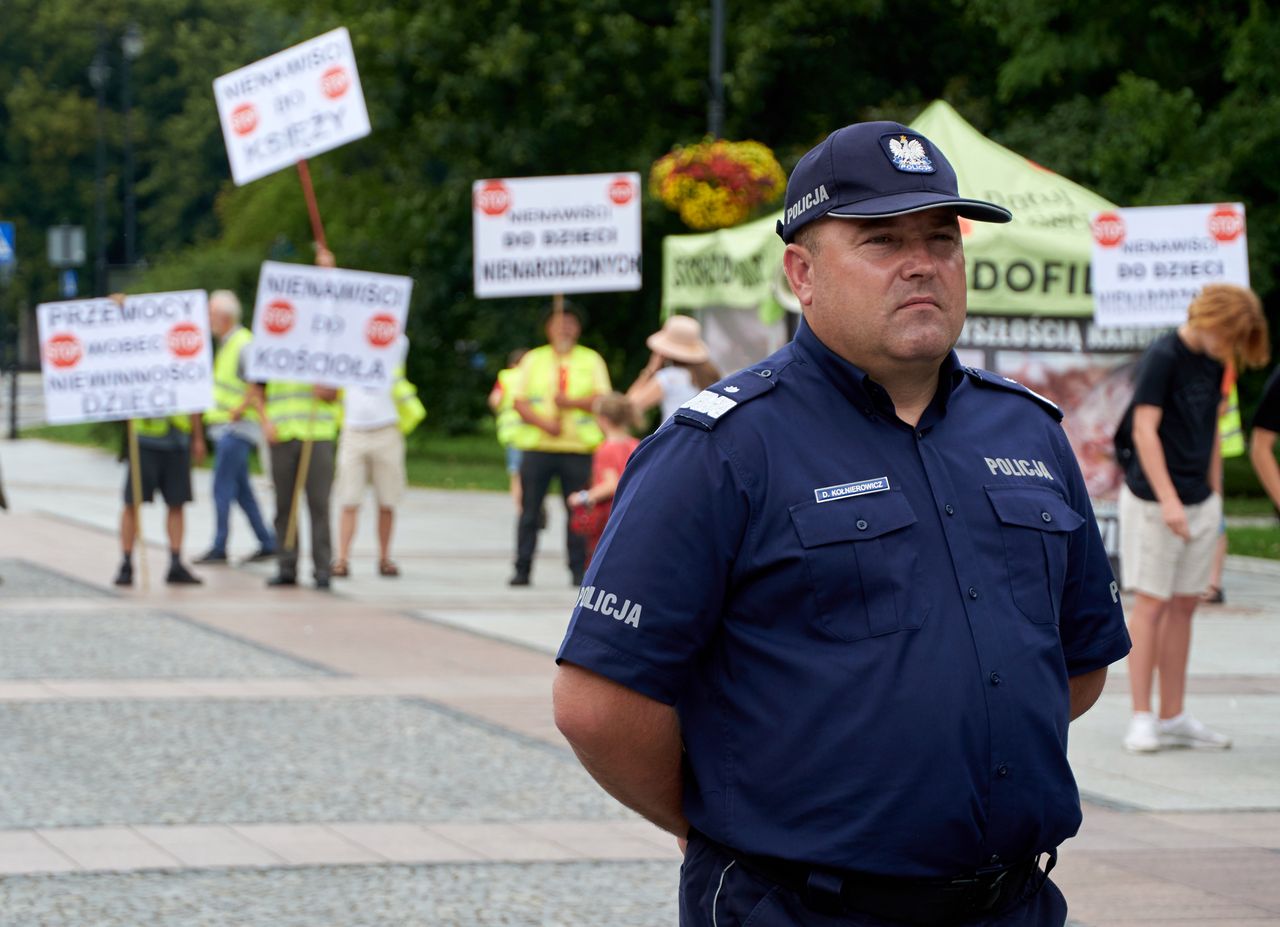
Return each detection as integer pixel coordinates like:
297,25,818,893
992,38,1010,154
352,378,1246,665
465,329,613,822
245,261,412,389
37,291,212,425
1090,203,1249,329
472,172,643,298
213,27,371,186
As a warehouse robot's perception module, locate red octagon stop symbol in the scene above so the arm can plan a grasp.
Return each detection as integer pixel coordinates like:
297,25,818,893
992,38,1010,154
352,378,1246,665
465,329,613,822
168,322,204,358
263,299,296,335
45,333,83,369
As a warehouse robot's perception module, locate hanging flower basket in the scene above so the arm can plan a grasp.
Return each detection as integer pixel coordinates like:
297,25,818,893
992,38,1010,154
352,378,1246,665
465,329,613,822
650,138,786,231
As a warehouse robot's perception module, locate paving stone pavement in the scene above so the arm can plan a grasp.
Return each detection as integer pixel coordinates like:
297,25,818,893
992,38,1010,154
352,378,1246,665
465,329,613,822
1,437,1278,925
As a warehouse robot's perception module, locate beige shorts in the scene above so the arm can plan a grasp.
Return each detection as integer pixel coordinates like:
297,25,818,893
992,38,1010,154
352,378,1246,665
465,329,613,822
1118,484,1222,599
334,424,406,508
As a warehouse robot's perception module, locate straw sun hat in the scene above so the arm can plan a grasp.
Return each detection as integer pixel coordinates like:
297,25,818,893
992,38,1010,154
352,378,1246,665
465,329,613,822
645,314,710,365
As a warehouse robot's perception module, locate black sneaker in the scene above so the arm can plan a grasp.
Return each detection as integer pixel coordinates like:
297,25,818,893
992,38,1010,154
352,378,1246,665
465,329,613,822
243,547,277,564
113,563,133,587
166,563,203,585
266,574,298,587
509,572,531,587
194,550,228,565
314,576,331,591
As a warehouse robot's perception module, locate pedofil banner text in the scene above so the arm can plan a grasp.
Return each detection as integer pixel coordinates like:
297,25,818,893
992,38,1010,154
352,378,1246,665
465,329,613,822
245,261,412,389
213,27,371,186
37,291,213,425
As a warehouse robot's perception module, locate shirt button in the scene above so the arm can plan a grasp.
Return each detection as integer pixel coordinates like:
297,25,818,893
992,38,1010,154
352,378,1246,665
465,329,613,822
990,854,1001,864
1041,511,1053,523
968,586,979,599
990,672,1001,685
997,764,1009,777
856,519,869,531
759,369,773,378
944,504,955,516
916,430,925,439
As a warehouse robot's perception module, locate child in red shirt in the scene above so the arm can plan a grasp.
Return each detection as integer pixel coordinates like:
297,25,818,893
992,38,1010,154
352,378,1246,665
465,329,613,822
568,392,640,567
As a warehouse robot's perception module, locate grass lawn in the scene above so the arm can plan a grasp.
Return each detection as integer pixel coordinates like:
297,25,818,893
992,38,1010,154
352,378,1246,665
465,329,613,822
1226,526,1280,560
21,422,508,492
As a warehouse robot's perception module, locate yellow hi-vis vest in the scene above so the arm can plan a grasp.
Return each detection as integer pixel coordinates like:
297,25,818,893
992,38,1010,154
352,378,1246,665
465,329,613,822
1220,384,1244,458
265,381,339,442
133,416,192,438
512,344,607,453
203,327,258,425
393,367,426,435
493,367,523,447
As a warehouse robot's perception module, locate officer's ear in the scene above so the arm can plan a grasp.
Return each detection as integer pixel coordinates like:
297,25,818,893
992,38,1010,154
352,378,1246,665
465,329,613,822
782,242,817,309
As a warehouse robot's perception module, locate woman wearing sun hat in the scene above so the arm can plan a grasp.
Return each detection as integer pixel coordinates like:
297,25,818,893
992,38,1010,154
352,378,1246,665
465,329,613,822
625,314,722,424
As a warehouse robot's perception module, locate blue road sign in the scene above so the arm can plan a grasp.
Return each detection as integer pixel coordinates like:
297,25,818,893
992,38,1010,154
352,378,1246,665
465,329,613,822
0,222,15,267
60,269,78,298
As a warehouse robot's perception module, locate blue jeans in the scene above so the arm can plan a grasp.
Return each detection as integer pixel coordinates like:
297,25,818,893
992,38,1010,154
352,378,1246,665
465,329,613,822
211,432,275,555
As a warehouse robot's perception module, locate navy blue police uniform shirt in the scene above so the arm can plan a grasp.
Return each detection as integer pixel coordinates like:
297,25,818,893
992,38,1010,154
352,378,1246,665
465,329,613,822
556,320,1130,879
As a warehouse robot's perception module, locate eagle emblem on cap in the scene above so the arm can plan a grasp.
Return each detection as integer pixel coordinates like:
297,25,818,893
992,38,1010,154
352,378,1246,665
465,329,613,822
889,135,934,173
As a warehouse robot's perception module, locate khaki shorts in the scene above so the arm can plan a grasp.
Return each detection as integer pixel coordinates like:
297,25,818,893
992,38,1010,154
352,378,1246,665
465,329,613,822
334,424,405,508
1118,484,1221,599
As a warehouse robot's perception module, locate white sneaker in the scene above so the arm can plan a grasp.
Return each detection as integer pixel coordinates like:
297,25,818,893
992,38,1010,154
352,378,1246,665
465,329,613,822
1158,713,1232,749
1123,712,1160,753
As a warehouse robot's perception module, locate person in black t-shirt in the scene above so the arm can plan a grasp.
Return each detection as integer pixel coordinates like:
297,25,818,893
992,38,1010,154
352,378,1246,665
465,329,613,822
1249,365,1280,517
1118,284,1270,753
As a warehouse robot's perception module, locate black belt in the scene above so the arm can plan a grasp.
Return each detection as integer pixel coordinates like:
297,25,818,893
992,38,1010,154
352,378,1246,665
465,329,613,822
693,830,1055,926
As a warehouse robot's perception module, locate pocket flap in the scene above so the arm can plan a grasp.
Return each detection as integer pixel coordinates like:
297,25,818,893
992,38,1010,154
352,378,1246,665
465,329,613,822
790,491,918,547
985,486,1084,533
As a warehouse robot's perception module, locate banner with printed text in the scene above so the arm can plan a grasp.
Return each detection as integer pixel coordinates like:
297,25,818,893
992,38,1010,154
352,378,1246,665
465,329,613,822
213,27,371,186
245,261,412,389
472,172,643,298
37,291,212,425
1089,203,1249,329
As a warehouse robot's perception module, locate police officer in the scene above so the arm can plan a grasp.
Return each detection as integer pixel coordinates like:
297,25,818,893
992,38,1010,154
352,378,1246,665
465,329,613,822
553,121,1131,926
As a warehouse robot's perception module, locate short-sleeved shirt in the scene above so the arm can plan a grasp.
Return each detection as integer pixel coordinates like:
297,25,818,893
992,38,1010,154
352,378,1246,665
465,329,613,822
1123,332,1224,504
513,344,611,454
654,366,699,422
1253,367,1280,434
557,321,1130,879
590,436,639,525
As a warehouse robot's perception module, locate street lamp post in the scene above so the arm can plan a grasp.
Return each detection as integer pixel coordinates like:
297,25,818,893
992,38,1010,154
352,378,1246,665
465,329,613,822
708,0,725,139
87,40,111,297
121,23,144,269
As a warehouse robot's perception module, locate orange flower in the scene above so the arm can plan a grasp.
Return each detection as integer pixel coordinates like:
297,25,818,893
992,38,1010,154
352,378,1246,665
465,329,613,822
651,139,785,230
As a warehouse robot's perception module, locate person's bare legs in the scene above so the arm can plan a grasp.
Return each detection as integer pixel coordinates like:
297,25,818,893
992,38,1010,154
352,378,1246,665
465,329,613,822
337,506,359,565
378,506,394,562
166,505,183,553
1127,591,1166,713
120,506,137,555
509,472,522,511
1156,594,1199,719
1205,531,1227,599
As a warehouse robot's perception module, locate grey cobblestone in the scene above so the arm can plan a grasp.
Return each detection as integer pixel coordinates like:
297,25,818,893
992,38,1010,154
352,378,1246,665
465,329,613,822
0,861,681,927
0,559,109,599
0,610,328,679
0,698,627,828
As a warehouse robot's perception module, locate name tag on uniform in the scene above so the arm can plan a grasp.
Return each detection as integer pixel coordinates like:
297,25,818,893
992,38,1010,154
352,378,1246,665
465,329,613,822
814,476,890,503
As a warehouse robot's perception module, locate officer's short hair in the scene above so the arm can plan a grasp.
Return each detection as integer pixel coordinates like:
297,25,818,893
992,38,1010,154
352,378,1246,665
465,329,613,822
209,289,242,323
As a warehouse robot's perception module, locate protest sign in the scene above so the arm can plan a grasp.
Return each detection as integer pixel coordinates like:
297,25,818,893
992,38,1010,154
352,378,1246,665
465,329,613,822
472,172,643,298
245,261,412,389
37,291,212,425
213,27,371,186
1090,203,1249,329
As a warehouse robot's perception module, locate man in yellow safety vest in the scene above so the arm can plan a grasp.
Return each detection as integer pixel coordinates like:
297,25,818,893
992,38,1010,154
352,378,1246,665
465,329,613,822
194,290,276,566
508,302,610,587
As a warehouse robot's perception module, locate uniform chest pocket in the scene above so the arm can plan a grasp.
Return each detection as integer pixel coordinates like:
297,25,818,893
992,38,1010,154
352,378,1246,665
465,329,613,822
789,491,927,642
985,485,1084,624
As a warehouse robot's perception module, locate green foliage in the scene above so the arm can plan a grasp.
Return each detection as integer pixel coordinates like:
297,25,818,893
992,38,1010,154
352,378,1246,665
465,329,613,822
1226,525,1280,560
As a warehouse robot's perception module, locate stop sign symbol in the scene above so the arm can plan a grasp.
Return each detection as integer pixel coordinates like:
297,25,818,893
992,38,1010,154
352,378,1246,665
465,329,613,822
1208,207,1244,243
45,333,82,369
1091,212,1125,247
366,313,398,348
263,299,296,335
475,181,511,217
168,322,204,358
321,66,350,100
608,177,634,206
231,103,258,137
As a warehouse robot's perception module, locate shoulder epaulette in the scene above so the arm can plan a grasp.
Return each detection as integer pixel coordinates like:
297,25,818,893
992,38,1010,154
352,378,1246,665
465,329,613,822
963,366,1063,422
673,363,784,431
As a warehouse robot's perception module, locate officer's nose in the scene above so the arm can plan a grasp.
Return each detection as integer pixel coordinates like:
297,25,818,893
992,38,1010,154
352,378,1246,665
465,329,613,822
899,236,940,280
